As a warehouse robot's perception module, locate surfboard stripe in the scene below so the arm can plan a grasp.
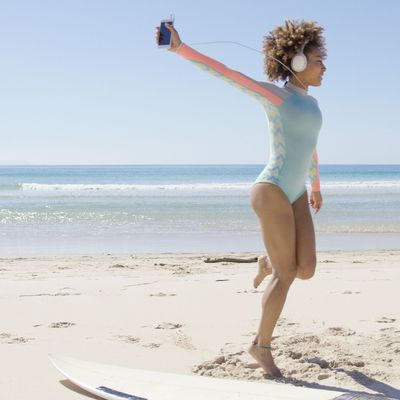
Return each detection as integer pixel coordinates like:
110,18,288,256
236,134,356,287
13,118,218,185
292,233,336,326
97,386,148,400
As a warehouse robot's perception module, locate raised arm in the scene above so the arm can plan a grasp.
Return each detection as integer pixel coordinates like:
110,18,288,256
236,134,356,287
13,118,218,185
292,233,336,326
308,149,321,192
175,43,284,107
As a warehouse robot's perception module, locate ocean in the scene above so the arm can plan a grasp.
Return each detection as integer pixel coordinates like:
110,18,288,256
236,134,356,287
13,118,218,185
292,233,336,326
1,164,399,255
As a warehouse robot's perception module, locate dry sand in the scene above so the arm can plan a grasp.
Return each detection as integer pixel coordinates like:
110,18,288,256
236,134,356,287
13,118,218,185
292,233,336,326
0,250,399,399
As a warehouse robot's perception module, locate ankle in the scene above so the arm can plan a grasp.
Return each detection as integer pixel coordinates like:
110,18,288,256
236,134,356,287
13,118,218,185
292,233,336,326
252,340,271,349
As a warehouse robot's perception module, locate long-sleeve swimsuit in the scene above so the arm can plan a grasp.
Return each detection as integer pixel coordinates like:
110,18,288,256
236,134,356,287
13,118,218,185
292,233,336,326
176,43,322,204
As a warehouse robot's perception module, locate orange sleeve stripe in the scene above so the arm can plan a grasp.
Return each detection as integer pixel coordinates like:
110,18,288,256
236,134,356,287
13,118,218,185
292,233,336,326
176,43,283,106
311,150,321,192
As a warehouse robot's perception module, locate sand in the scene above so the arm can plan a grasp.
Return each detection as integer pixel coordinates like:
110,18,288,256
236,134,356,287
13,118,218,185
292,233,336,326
0,250,399,399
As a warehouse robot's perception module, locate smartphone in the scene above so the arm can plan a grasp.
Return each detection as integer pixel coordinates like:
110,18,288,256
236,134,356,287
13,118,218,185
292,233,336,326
158,16,175,49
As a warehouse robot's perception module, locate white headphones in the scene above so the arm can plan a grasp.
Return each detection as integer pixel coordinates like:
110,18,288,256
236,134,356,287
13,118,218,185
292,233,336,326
291,39,309,72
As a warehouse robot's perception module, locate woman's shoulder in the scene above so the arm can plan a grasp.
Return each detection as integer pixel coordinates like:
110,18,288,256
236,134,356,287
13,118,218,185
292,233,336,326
256,80,292,102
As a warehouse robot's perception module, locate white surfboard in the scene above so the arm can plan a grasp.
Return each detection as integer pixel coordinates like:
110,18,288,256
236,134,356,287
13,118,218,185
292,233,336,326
48,353,392,400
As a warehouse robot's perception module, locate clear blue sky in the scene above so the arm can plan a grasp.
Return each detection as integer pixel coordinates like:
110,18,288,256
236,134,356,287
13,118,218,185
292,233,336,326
1,0,399,165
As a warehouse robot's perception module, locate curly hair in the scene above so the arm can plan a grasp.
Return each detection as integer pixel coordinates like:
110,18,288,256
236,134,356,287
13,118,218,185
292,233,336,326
263,18,327,83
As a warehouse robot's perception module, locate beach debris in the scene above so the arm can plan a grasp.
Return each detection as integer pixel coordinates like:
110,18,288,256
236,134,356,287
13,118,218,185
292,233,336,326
204,257,258,263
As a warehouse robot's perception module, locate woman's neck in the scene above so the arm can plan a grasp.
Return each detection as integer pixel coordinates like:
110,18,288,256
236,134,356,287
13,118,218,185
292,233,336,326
288,77,308,93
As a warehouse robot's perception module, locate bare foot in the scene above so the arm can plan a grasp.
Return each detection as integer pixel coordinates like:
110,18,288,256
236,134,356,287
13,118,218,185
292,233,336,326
247,343,282,377
253,255,272,289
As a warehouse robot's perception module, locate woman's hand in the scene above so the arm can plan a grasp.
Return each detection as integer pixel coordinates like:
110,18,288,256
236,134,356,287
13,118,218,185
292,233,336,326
155,23,183,52
310,191,323,214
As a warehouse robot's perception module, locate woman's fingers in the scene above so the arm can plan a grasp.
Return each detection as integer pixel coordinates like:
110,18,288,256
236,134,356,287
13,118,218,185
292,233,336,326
155,23,182,51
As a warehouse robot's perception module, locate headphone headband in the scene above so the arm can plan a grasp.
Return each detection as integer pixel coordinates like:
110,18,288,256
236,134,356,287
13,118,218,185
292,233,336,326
299,38,310,54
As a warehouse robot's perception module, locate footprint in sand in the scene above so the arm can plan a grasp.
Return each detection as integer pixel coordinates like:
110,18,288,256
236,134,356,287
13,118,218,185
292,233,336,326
155,322,182,330
19,292,81,297
115,335,140,344
172,267,191,275
326,326,356,336
346,360,365,367
380,325,397,332
193,353,264,378
149,292,176,297
307,356,330,369
289,351,302,360
0,332,34,344
237,289,261,294
376,317,396,324
285,334,321,345
109,264,135,270
48,322,76,328
54,292,81,296
172,330,196,350
142,343,161,348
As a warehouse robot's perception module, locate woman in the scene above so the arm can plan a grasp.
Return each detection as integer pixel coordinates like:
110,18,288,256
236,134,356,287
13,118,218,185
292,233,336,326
155,19,327,377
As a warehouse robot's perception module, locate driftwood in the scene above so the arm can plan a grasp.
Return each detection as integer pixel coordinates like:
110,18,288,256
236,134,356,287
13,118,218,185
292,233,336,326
204,257,257,264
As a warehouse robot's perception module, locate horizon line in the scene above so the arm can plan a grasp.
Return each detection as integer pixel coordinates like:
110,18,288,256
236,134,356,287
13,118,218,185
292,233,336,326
1,163,399,167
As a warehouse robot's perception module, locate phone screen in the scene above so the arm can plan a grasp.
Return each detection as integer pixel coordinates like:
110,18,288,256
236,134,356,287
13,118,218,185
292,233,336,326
159,21,173,45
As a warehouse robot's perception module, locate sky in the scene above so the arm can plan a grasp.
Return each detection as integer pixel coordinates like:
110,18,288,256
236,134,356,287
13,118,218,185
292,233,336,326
0,0,399,165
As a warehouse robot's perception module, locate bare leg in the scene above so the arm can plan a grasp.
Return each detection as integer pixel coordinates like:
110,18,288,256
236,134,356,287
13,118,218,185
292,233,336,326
247,183,298,377
293,190,317,279
253,255,272,289
253,190,317,286
251,190,318,343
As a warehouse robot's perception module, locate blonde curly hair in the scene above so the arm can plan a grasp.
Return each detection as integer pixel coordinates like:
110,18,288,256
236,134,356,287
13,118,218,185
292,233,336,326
263,18,327,83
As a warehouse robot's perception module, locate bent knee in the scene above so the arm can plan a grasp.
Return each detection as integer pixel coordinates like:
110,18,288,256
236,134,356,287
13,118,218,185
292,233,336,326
296,262,316,280
273,267,297,286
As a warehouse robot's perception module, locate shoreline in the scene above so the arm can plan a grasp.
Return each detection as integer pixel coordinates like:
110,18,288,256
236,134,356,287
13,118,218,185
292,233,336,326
1,232,400,257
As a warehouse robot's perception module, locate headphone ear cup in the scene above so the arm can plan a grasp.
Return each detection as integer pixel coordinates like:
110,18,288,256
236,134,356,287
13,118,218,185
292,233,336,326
291,54,307,72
